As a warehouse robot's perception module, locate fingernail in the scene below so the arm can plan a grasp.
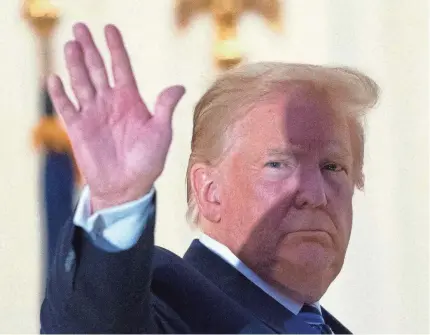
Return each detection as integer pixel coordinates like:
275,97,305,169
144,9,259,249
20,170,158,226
173,85,186,94
64,41,76,55
73,22,86,36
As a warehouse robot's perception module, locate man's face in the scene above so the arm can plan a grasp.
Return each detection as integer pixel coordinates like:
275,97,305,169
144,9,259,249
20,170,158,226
217,88,355,302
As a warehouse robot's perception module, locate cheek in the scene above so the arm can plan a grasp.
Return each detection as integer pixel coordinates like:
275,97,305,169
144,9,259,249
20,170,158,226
219,162,256,223
247,172,298,217
241,179,300,244
221,164,291,226
325,172,354,200
325,174,354,234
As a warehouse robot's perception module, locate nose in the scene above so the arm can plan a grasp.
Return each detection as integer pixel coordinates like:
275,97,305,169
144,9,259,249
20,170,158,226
294,167,327,209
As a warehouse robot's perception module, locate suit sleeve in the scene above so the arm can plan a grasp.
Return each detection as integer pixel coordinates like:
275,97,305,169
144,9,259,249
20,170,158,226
40,192,175,334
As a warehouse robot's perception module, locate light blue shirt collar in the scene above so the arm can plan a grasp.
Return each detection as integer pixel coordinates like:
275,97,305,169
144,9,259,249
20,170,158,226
199,233,322,315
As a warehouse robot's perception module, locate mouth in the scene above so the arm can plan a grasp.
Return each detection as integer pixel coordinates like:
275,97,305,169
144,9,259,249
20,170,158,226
291,229,330,235
286,230,333,243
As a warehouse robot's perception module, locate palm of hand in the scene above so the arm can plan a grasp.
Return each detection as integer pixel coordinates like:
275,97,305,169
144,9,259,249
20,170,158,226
48,23,184,209
71,86,170,200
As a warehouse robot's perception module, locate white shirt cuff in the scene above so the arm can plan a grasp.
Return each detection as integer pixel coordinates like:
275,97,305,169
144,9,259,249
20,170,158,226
73,185,155,251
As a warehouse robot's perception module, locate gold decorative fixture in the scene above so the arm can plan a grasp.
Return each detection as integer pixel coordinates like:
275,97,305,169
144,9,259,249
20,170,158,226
175,0,282,70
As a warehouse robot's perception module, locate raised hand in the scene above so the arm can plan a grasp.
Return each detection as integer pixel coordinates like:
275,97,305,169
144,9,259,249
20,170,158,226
48,23,185,212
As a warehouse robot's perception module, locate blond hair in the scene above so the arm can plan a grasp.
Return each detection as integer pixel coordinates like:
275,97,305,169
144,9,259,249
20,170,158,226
186,62,379,225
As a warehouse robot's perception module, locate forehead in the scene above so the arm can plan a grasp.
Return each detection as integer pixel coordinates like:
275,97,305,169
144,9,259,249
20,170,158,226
233,90,352,153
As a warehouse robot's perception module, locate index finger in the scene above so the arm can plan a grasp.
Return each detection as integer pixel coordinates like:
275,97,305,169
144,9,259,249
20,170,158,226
104,24,137,87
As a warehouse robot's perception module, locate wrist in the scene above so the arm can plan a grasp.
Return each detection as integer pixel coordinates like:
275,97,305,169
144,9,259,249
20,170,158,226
90,185,153,212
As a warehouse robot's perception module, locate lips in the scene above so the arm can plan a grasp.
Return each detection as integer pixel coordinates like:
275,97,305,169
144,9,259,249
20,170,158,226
292,229,330,234
284,230,333,244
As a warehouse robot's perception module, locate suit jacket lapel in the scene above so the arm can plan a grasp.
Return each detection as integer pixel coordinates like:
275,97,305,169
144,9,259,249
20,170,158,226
183,239,320,334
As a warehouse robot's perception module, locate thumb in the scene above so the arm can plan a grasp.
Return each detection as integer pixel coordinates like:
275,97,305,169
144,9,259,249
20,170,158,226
153,85,186,124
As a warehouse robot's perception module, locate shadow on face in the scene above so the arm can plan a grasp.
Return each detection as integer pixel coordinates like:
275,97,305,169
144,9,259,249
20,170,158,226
206,87,355,303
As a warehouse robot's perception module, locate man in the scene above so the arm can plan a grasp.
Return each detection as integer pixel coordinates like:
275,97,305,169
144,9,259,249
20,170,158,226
41,23,379,334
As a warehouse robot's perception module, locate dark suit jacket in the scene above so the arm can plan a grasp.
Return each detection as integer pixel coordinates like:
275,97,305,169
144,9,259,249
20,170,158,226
41,196,351,334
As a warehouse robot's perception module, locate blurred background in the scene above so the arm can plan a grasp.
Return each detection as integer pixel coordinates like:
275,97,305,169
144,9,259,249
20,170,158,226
0,0,428,333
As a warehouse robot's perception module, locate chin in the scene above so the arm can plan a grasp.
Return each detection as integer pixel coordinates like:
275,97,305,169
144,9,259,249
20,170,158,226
280,239,333,269
269,263,332,303
267,244,342,302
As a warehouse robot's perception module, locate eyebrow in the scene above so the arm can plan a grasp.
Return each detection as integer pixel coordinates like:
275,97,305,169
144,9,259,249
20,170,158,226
266,142,353,160
266,148,294,156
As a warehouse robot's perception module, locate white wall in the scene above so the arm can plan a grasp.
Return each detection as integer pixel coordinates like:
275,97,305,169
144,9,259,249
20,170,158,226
0,0,427,333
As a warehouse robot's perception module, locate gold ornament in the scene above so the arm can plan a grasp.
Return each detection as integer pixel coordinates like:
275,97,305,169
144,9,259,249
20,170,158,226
175,0,282,69
22,0,60,37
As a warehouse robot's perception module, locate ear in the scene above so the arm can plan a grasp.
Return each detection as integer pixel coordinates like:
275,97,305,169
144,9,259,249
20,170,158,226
190,163,221,223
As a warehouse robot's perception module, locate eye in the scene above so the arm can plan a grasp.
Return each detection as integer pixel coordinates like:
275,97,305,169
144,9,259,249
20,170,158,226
265,161,283,169
323,162,344,172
